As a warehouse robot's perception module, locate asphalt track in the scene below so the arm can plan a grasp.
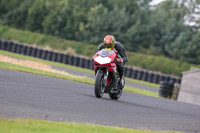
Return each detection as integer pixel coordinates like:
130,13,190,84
0,68,200,133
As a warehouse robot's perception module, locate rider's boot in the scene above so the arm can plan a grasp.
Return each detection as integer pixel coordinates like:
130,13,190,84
118,75,125,89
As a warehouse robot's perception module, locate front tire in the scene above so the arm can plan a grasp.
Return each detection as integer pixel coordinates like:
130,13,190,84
94,71,105,98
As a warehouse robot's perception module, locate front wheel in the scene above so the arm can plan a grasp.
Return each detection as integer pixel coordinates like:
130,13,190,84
94,71,105,98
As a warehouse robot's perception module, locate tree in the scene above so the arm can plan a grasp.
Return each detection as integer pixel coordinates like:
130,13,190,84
149,0,187,56
2,0,34,29
25,0,50,32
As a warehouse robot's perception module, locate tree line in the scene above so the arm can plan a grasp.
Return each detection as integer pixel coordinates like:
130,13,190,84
0,0,200,64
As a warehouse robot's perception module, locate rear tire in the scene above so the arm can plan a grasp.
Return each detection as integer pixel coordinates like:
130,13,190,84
109,89,122,100
94,71,104,98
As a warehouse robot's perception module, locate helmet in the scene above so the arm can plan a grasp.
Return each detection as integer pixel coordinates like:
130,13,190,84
104,35,115,50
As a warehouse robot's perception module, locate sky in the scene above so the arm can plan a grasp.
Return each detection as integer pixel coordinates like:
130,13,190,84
149,0,166,6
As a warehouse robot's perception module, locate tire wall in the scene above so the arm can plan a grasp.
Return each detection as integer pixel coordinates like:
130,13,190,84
0,39,181,86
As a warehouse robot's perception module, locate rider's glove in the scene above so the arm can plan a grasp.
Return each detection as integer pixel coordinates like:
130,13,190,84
118,58,123,63
114,58,123,63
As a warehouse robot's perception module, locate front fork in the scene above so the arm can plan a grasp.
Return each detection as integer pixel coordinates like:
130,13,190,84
95,68,108,87
96,68,118,90
103,69,109,87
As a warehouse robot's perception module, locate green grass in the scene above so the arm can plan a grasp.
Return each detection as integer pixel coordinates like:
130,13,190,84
0,61,94,85
0,50,94,75
0,118,181,133
124,86,158,98
125,78,160,88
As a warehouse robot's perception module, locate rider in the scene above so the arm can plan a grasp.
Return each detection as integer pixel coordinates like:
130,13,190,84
97,35,128,88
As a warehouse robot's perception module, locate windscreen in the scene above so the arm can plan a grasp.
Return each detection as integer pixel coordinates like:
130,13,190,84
99,49,115,57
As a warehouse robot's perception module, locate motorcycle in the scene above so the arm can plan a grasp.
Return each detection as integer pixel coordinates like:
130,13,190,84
92,49,125,100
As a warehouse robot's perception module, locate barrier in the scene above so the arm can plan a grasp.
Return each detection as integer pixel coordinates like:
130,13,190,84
127,68,133,78
132,69,138,79
62,54,69,64
0,39,181,85
57,53,64,63
142,71,148,81
79,58,86,68
73,56,80,66
147,71,154,82
84,59,90,69
159,81,170,98
153,73,160,84
136,70,144,80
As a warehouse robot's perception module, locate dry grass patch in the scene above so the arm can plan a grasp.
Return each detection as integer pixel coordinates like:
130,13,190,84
0,54,84,79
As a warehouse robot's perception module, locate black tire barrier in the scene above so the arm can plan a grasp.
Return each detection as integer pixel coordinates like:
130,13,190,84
159,81,170,98
46,51,52,60
31,47,37,57
131,69,138,79
0,40,8,50
26,46,32,56
159,74,165,83
73,56,80,66
35,48,43,58
147,71,154,82
0,40,2,49
57,53,64,63
124,67,128,77
169,77,176,86
7,41,13,51
15,43,21,54
79,57,86,68
84,59,90,69
142,71,148,81
153,73,160,84
51,52,58,62
175,78,182,84
68,55,74,65
127,68,133,78
62,54,69,64
136,70,144,80
10,42,17,53
41,50,48,60
164,75,170,84
89,59,94,70
21,45,28,55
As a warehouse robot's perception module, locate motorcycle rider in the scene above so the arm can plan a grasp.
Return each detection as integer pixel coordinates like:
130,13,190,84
97,35,128,90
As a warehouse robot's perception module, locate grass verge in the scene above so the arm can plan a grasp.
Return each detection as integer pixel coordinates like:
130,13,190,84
0,61,94,85
0,118,181,133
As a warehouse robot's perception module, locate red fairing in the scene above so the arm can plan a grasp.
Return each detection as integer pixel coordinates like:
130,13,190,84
92,49,119,72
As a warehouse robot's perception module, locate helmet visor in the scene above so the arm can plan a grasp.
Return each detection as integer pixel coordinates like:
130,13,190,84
105,43,112,50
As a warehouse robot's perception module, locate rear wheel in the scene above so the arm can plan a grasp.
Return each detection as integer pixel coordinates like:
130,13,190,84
94,71,105,98
109,88,122,100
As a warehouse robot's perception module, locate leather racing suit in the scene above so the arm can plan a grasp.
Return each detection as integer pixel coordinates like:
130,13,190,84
97,41,128,79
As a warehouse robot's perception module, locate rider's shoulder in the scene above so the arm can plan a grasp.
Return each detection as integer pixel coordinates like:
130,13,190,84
99,43,104,46
115,41,123,47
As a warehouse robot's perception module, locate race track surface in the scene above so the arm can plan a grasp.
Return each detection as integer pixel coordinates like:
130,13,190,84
0,69,200,133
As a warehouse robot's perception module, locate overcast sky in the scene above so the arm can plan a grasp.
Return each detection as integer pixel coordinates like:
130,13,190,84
149,0,166,6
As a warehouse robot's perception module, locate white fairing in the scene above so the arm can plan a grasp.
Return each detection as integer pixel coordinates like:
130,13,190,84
95,56,112,65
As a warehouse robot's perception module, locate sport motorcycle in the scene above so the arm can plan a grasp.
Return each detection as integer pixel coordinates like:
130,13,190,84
92,49,125,100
